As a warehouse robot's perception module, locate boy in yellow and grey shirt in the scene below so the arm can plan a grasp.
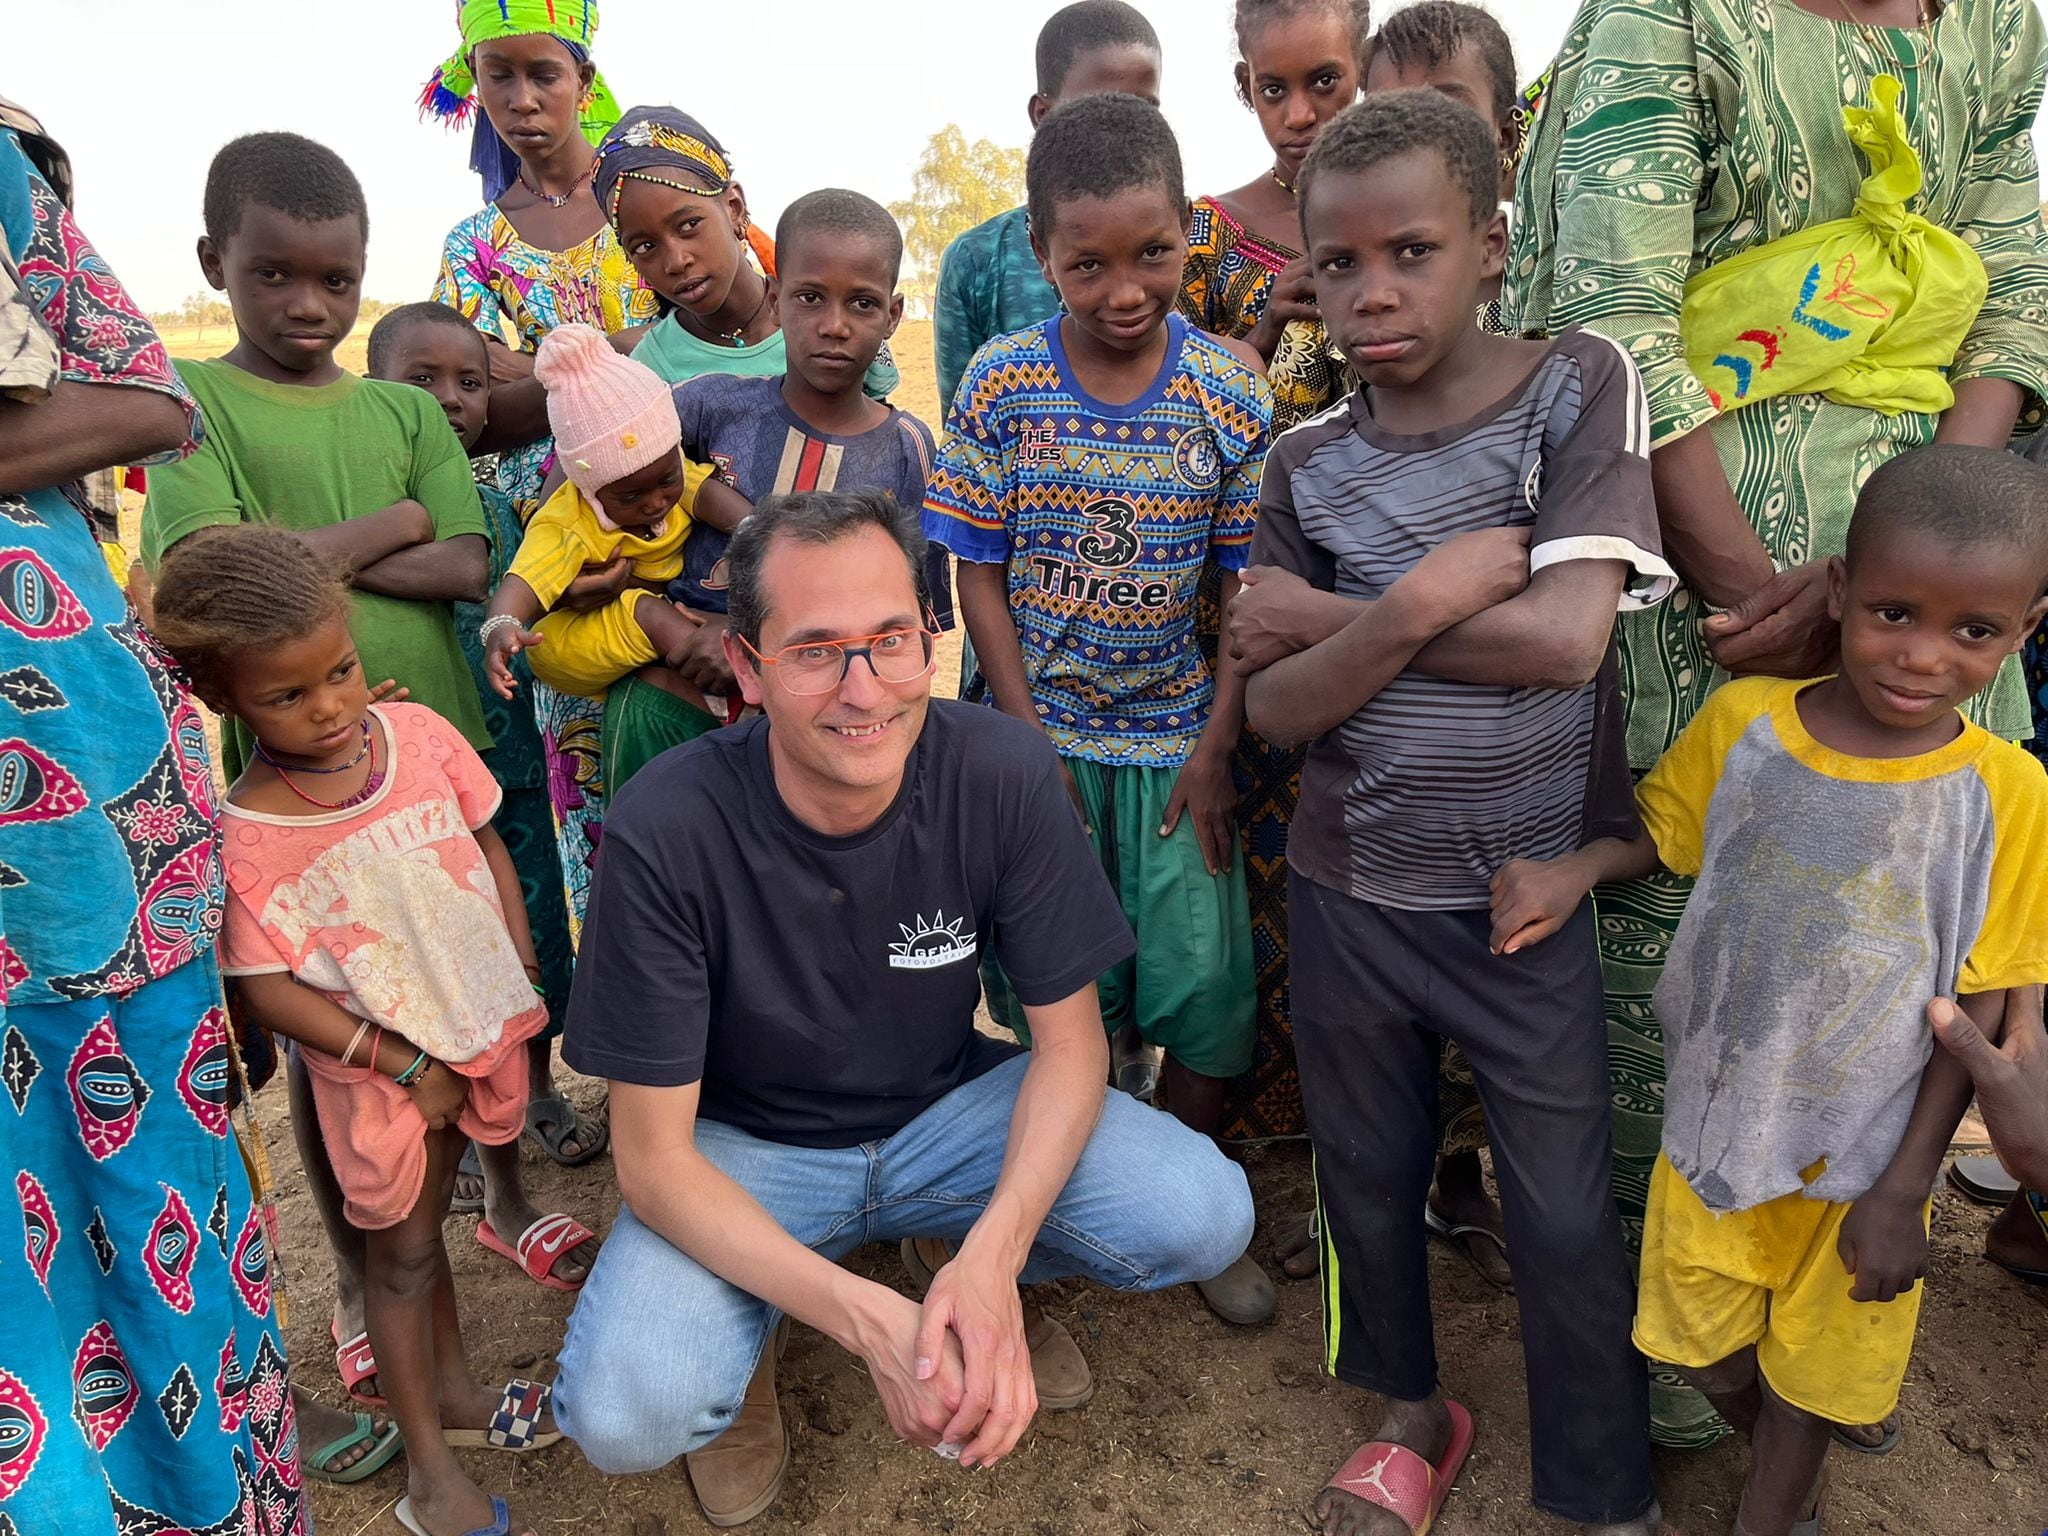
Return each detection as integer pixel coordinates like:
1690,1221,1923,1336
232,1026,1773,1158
1491,445,2048,1535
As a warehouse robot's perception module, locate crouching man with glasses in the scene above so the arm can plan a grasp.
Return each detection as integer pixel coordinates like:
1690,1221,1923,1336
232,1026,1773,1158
551,489,1256,1527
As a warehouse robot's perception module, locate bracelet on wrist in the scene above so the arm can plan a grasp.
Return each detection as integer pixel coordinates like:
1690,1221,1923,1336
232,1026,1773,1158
478,614,522,648
393,1049,432,1088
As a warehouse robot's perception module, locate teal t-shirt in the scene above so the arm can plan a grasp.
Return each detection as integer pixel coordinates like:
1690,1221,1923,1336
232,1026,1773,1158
633,315,901,396
933,207,1060,417
142,359,492,772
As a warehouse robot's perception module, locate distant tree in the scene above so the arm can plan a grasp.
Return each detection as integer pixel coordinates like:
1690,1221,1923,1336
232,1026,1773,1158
151,292,233,343
889,126,1028,303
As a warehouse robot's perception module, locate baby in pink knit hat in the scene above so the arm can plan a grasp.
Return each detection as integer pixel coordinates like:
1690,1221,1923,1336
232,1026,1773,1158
479,324,745,704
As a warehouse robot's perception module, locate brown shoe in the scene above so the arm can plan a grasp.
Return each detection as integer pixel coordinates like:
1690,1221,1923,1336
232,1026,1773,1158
1023,1302,1094,1410
900,1236,953,1292
900,1239,1094,1410
685,1346,788,1528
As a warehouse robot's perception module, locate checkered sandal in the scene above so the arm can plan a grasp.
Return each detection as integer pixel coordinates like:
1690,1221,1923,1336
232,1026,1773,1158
442,1378,563,1452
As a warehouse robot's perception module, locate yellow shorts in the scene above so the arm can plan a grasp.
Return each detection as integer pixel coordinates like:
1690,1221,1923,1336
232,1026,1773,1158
526,588,659,699
1633,1154,1926,1427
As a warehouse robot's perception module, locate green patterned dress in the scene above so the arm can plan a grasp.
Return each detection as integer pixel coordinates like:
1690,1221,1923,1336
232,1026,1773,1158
1506,0,2048,1448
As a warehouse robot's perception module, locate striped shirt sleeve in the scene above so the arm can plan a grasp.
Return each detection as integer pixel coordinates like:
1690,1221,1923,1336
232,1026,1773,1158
1529,332,1678,610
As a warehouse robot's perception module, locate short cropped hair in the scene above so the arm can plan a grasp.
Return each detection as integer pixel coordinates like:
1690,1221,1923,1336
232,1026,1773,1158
726,489,931,655
1846,446,2048,578
150,526,352,696
1026,94,1184,238
1036,0,1162,96
1298,90,1499,234
1369,2,1518,129
365,301,486,379
202,131,368,247
774,189,905,282
1235,0,1374,66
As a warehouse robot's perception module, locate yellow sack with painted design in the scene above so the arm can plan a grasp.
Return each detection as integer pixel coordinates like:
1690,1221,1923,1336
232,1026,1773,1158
1680,74,1986,419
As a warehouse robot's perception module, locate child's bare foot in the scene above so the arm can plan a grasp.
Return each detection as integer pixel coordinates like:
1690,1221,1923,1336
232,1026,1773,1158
1317,1395,1453,1535
1428,1151,1513,1290
332,1283,377,1401
439,1376,560,1443
402,1463,535,1536
1833,1410,1901,1452
1987,1188,2048,1280
1275,1208,1321,1279
474,1140,600,1288
293,1388,392,1478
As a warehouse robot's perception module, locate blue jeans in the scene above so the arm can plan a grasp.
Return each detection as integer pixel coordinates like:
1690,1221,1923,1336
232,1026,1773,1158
555,1054,1255,1473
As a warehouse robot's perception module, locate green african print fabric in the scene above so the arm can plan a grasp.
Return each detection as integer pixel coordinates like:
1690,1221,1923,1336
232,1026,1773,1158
1510,0,2048,1451
1507,0,2048,766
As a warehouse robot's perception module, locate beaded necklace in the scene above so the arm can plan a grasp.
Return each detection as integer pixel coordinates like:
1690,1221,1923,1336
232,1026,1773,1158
254,720,387,811
516,157,597,209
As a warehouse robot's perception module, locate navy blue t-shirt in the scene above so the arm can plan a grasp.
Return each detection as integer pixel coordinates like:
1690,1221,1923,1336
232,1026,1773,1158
671,372,954,627
563,701,1132,1147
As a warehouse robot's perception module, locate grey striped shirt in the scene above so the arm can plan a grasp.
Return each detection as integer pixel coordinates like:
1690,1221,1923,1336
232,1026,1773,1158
1254,329,1674,911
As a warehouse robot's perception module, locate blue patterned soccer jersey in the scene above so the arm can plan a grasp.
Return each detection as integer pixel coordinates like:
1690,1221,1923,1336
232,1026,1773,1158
923,315,1272,768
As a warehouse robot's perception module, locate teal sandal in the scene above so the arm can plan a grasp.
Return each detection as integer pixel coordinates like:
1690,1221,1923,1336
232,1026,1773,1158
303,1409,403,1485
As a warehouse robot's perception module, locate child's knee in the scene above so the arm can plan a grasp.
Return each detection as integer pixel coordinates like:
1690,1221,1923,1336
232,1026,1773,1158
366,1227,444,1304
1681,1349,1760,1398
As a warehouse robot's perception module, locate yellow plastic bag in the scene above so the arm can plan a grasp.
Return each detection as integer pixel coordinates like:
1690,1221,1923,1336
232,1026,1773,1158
1681,74,1986,419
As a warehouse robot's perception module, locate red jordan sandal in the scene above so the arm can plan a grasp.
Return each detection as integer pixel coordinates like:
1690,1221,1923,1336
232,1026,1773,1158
1321,1398,1475,1535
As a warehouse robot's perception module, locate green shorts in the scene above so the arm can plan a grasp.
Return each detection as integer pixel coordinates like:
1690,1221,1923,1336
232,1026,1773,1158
602,673,720,796
984,756,1255,1079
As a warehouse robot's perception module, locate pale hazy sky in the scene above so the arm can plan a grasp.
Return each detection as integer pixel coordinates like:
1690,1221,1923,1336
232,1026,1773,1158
17,0,2048,315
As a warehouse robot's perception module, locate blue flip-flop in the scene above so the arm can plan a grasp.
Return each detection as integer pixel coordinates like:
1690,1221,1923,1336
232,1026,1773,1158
302,1409,402,1485
396,1494,518,1536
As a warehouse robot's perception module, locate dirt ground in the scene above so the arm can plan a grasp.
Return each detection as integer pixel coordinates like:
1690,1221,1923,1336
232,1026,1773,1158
275,1058,2047,1536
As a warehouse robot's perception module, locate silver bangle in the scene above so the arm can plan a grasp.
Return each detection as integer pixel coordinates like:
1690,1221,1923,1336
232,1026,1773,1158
478,614,522,647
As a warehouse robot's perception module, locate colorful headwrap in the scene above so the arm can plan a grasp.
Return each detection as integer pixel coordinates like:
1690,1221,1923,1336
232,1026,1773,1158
419,0,622,201
593,107,776,277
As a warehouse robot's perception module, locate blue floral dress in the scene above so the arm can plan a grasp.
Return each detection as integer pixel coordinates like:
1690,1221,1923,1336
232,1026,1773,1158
0,126,305,1536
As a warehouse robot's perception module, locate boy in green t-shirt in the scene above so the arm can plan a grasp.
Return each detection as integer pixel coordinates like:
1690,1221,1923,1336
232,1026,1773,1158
142,131,491,776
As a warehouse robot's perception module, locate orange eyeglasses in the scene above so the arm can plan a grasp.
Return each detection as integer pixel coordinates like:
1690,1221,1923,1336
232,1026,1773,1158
737,623,940,695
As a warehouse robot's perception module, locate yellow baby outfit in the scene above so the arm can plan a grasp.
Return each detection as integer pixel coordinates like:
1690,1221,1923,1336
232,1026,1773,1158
508,471,708,698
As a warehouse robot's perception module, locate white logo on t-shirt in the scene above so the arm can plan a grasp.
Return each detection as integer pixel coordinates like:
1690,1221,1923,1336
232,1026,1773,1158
887,911,978,970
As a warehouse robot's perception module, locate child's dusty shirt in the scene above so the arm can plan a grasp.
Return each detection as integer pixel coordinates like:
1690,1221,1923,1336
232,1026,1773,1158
216,702,545,1065
509,470,709,610
1640,676,2048,1213
1253,328,1674,910
923,313,1272,769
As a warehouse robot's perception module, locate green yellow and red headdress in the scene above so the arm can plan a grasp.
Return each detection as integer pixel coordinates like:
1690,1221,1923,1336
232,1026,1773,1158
419,0,621,147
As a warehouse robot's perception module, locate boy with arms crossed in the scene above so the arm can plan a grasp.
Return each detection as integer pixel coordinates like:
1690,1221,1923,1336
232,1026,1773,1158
1234,92,1673,1535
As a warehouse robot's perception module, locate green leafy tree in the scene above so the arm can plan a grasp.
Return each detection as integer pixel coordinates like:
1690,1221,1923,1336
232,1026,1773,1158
889,126,1028,303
